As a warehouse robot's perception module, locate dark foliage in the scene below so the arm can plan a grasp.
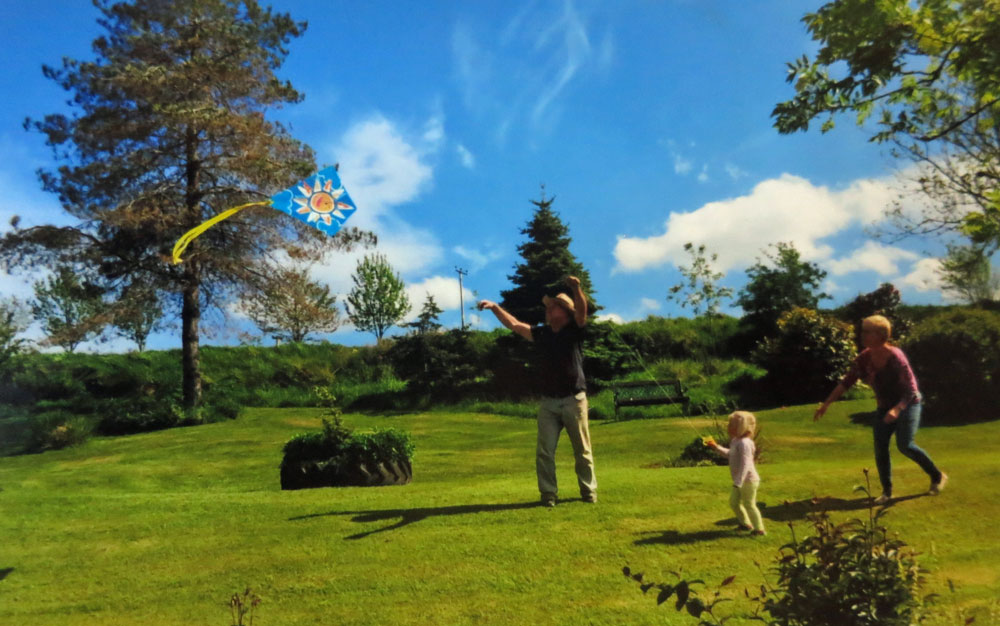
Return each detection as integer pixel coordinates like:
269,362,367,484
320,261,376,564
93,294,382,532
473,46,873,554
904,308,1000,424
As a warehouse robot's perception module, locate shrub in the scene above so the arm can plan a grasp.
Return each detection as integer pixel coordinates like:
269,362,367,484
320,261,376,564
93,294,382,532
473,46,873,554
280,388,414,490
25,411,93,452
836,283,912,350
903,308,1000,423
752,308,856,406
615,315,741,362
626,471,927,626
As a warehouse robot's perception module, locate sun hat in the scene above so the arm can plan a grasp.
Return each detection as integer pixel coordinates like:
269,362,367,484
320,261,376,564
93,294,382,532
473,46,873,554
541,293,575,315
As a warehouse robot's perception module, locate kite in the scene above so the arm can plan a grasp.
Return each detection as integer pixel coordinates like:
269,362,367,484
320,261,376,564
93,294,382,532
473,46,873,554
171,166,357,264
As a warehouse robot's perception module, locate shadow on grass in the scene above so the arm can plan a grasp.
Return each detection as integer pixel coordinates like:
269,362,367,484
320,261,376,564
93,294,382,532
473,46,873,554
712,493,928,525
634,528,737,546
289,500,552,540
0,568,13,582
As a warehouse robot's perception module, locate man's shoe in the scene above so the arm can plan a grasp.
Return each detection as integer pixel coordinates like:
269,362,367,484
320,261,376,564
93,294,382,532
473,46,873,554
873,493,891,505
582,494,597,504
541,497,556,508
929,473,948,495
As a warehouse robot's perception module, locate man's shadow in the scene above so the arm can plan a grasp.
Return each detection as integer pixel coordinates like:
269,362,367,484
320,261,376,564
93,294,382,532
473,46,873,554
289,500,555,540
712,493,927,525
0,568,13,582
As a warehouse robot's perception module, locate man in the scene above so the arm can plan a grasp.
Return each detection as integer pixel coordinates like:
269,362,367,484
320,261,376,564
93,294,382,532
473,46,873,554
478,276,596,506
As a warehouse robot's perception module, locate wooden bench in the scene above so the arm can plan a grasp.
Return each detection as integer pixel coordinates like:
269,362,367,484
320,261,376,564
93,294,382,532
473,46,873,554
611,379,686,420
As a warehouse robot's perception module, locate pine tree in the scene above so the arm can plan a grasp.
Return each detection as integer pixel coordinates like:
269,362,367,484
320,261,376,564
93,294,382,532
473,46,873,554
500,188,597,326
0,1,371,410
405,293,444,335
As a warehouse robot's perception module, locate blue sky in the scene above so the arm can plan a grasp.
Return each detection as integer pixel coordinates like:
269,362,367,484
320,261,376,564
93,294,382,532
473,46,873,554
0,1,957,350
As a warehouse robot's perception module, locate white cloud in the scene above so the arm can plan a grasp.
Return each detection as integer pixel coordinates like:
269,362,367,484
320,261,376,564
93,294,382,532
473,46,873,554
822,278,845,295
303,113,447,298
596,312,624,324
724,163,747,180
333,115,437,219
673,153,692,175
451,0,604,140
613,173,903,274
899,257,944,293
638,297,661,313
456,143,476,169
453,244,501,272
404,275,475,322
826,241,919,276
697,165,710,183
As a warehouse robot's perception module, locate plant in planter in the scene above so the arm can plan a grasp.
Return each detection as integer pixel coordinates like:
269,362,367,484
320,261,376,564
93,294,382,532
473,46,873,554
279,387,414,490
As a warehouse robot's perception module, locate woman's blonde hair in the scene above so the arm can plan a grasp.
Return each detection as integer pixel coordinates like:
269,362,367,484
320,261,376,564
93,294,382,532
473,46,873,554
728,410,757,438
862,315,892,343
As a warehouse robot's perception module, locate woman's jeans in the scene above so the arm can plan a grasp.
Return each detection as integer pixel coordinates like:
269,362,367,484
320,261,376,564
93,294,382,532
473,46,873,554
873,403,942,496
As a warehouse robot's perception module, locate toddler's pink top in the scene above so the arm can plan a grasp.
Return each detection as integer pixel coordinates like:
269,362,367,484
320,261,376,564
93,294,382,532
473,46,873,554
716,437,759,487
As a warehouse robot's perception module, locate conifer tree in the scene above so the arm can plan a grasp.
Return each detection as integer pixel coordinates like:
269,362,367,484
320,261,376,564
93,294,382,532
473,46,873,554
0,1,370,410
405,293,444,335
500,188,597,326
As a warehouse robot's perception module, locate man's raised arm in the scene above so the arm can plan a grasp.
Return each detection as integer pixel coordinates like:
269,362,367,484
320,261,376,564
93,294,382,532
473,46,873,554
478,300,533,341
566,276,588,327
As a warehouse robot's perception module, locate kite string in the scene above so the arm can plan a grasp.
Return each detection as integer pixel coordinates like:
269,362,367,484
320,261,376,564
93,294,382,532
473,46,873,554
171,200,273,264
604,321,710,437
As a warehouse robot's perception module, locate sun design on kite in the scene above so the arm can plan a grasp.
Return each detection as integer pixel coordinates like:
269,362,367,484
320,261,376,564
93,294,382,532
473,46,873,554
293,177,352,226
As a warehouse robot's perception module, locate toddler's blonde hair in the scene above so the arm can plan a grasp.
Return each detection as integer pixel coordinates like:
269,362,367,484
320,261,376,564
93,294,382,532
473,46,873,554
728,410,757,438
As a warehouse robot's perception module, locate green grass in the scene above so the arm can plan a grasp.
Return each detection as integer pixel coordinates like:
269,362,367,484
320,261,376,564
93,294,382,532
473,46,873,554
0,400,997,625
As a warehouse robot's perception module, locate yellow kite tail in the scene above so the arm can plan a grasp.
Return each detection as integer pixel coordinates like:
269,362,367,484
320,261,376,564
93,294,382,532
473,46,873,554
171,201,272,264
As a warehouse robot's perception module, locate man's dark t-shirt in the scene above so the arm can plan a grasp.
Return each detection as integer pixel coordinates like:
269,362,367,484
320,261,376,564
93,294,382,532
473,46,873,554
531,322,586,398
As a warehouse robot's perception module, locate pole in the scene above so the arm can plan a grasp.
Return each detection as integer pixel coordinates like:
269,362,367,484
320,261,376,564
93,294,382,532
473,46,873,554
455,266,468,330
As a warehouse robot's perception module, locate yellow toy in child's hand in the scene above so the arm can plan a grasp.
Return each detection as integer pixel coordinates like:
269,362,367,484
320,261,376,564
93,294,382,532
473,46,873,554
701,436,716,447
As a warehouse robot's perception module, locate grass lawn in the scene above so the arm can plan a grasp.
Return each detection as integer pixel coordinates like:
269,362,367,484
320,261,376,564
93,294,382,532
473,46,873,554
1,399,998,625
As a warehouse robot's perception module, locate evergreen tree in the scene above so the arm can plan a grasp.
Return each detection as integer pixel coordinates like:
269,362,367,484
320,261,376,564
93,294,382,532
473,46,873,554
500,188,597,326
0,1,371,410
345,253,411,342
405,293,444,335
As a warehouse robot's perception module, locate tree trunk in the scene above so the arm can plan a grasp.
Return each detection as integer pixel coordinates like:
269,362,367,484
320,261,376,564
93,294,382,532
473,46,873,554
181,270,201,412
182,127,202,412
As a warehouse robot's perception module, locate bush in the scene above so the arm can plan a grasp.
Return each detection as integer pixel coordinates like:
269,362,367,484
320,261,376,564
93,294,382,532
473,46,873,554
26,411,93,452
752,308,856,406
615,315,741,362
903,308,1000,424
626,471,927,626
388,329,490,396
280,389,415,490
836,282,912,350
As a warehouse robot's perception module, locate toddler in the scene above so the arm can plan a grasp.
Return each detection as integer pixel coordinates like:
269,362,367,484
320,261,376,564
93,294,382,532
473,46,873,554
705,411,764,535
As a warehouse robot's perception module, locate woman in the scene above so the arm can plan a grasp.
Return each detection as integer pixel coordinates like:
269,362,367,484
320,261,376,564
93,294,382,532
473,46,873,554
814,315,946,504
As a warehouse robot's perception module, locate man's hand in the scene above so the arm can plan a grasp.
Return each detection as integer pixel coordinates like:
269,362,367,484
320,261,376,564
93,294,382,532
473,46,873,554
565,275,581,289
477,300,496,312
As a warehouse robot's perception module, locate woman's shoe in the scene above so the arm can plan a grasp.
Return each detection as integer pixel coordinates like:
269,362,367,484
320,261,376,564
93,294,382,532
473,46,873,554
929,473,948,495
